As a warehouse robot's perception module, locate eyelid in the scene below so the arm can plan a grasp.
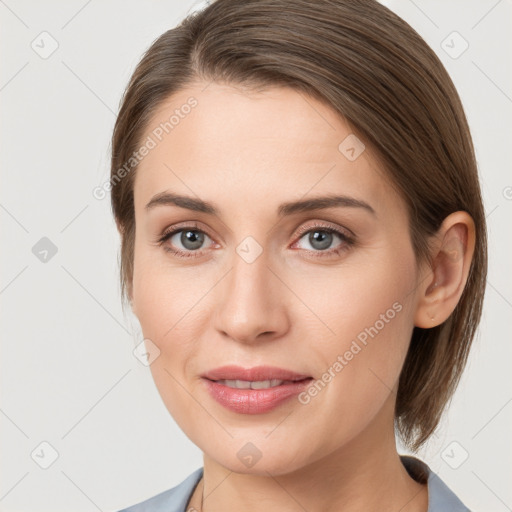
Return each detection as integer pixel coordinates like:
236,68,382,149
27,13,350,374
159,221,214,241
293,220,354,241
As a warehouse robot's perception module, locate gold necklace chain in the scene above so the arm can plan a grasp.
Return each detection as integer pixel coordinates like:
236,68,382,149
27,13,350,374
200,477,205,512
188,476,205,512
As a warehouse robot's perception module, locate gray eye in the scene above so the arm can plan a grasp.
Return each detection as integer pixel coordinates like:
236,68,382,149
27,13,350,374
297,230,341,251
171,230,208,251
309,230,333,250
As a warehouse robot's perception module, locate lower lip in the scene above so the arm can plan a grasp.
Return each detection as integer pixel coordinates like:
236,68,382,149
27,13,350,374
202,378,313,414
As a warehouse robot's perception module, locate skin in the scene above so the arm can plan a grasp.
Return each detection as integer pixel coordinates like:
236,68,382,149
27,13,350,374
127,81,475,512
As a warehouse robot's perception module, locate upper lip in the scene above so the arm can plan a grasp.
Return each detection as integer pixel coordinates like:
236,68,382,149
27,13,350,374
201,365,312,382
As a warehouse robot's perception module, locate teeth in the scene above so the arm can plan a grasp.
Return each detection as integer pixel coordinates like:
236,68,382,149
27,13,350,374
251,379,284,389
227,379,251,389
217,379,285,389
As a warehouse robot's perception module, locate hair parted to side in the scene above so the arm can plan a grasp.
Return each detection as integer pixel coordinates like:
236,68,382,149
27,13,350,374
110,0,487,451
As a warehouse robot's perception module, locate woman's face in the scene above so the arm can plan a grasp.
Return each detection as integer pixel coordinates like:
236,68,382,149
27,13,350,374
130,82,425,475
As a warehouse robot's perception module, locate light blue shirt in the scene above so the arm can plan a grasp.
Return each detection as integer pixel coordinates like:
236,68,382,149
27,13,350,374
117,455,470,511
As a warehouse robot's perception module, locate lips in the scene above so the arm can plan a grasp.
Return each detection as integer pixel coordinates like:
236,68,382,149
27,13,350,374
202,365,311,382
201,365,313,414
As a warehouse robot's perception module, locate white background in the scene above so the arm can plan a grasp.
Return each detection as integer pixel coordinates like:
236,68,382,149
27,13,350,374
1,0,511,510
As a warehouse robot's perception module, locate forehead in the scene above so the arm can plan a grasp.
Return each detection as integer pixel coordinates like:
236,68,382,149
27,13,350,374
133,82,401,217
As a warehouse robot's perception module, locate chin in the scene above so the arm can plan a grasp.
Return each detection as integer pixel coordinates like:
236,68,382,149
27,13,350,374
197,432,319,477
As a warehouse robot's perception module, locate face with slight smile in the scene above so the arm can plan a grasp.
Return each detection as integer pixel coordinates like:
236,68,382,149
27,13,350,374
130,81,425,475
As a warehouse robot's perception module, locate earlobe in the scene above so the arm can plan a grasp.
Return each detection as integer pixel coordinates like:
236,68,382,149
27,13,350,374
414,211,476,328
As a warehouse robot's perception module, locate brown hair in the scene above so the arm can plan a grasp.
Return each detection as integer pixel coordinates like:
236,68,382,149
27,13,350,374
110,0,487,451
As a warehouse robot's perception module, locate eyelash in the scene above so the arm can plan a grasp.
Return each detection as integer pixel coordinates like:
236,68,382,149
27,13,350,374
156,221,355,260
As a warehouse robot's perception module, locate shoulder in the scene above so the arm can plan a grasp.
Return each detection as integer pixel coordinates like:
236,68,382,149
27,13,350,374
117,467,203,512
400,455,471,512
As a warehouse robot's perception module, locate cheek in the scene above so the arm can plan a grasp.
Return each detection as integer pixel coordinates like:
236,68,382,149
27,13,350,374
290,243,416,351
130,239,224,375
132,251,203,430
292,246,417,416
131,245,204,410
303,305,413,448
132,241,200,340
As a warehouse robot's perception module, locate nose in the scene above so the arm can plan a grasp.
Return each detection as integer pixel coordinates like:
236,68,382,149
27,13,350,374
213,245,291,345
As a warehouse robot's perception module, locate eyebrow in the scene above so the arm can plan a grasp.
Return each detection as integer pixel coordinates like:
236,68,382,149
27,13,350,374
145,191,376,217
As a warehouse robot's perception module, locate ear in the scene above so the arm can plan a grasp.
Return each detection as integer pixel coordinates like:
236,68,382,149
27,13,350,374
414,211,476,328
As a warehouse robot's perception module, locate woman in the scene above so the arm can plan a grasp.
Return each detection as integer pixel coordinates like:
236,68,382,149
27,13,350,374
111,0,487,510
